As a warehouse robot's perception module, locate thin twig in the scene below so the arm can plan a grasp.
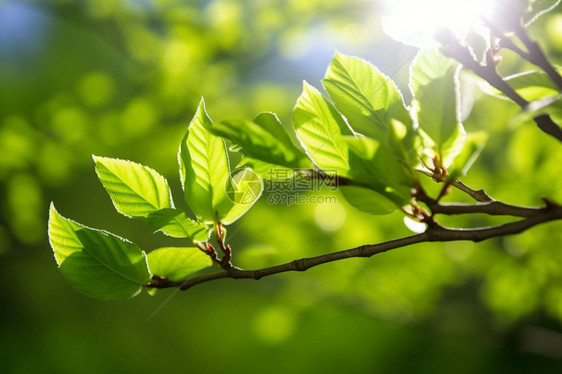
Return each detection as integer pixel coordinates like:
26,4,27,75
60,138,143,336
415,168,493,202
449,180,493,202
412,182,541,217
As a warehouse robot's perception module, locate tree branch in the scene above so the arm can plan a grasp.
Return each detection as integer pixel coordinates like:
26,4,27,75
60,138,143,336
439,35,562,142
415,186,544,218
427,201,543,218
146,201,562,291
513,25,562,91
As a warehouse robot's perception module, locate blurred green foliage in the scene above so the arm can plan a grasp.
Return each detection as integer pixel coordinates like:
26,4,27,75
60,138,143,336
1,0,562,372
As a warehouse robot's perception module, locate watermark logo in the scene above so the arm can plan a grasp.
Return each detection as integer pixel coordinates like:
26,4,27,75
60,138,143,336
226,168,262,205
226,168,339,206
264,168,338,206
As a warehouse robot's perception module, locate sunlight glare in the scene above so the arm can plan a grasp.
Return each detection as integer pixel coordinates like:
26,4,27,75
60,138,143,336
382,0,494,47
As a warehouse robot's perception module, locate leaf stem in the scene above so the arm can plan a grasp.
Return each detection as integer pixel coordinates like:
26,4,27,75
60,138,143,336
215,221,233,269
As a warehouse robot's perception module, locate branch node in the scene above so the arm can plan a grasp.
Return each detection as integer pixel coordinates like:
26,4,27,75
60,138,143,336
291,259,308,272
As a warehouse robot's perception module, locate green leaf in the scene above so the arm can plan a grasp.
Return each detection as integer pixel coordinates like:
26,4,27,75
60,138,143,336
237,157,296,180
146,208,209,241
212,112,307,169
525,0,561,26
482,71,560,102
344,135,412,208
323,52,411,142
94,155,206,240
463,29,491,64
179,99,232,223
410,48,459,91
147,247,213,282
511,95,562,127
410,48,466,168
94,156,173,217
48,203,151,300
340,186,397,215
253,112,307,157
385,119,422,174
293,81,350,176
448,132,488,180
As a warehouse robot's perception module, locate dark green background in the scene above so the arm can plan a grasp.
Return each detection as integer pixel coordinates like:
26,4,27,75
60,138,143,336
1,0,562,372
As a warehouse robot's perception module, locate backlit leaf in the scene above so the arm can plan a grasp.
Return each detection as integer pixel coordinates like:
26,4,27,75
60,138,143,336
212,112,307,169
482,71,560,102
293,81,350,176
146,208,209,241
147,247,213,282
237,157,296,180
525,0,561,26
179,99,232,223
344,135,412,208
511,95,562,127
340,186,397,215
410,48,466,168
448,132,488,180
48,203,151,300
323,52,411,141
94,156,172,217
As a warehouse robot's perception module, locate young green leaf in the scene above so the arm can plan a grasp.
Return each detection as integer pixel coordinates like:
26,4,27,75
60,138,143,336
385,119,422,174
448,132,488,180
511,95,562,127
94,155,206,240
237,157,296,180
212,112,307,169
410,48,466,168
410,48,459,91
253,112,308,159
463,29,491,64
344,135,412,208
293,81,351,176
147,247,213,282
94,156,173,217
48,203,151,299
323,52,411,142
524,0,561,26
482,71,560,102
146,208,209,241
179,99,232,223
340,186,397,215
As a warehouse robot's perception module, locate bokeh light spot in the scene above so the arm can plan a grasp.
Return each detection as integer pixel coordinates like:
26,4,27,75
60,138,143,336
252,306,297,345
51,107,89,144
121,97,158,138
314,199,346,231
77,71,115,107
7,173,43,245
546,13,562,53
164,40,191,74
